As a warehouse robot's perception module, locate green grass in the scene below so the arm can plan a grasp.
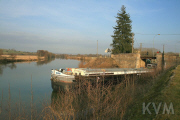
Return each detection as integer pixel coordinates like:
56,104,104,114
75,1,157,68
124,66,180,120
154,66,180,120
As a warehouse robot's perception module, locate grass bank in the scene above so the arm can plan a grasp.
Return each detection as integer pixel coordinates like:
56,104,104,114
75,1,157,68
79,58,119,68
124,65,180,119
154,66,180,119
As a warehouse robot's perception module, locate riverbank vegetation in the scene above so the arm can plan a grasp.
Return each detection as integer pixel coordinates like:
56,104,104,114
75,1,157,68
37,50,55,60
55,53,106,60
0,49,56,64
1,65,179,119
123,66,179,119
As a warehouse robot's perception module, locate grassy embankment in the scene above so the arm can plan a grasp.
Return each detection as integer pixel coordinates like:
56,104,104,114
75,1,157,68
124,65,180,119
79,57,119,68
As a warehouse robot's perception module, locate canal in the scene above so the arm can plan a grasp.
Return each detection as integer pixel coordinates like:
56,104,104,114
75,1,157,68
0,59,79,119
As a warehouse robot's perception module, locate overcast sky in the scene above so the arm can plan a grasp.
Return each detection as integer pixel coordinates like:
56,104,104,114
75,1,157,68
0,0,180,54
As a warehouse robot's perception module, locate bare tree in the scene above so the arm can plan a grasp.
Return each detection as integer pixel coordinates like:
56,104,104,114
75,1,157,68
10,53,17,61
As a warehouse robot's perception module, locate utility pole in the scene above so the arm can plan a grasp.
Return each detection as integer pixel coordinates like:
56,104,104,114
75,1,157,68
132,33,134,53
153,34,160,57
140,43,142,54
97,40,98,57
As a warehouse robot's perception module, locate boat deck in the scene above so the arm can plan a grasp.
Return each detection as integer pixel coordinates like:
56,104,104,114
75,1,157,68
70,68,151,76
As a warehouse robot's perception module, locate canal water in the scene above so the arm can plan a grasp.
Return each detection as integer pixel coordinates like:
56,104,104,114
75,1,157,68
0,59,79,119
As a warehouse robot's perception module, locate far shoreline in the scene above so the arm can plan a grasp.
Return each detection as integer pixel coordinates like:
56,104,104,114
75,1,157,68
0,55,45,64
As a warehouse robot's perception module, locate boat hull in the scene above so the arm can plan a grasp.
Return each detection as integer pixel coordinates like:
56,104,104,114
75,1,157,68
51,80,76,92
51,75,75,83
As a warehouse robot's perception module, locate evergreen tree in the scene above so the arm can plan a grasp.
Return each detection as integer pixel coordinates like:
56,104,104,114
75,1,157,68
111,5,132,54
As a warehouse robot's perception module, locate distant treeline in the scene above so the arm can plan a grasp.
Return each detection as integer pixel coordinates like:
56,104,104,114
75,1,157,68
55,54,68,59
0,48,36,55
55,54,103,59
72,54,98,57
37,50,55,60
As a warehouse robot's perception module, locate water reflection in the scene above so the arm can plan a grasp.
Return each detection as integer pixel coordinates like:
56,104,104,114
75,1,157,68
0,65,2,75
8,63,17,69
0,58,55,75
0,63,17,75
36,58,55,66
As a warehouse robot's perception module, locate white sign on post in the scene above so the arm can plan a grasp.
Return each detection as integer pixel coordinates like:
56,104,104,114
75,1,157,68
105,48,111,53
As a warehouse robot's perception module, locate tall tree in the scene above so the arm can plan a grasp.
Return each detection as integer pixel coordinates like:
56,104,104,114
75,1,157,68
111,5,132,54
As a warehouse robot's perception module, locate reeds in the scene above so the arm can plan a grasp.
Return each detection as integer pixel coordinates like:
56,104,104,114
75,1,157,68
42,74,142,120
